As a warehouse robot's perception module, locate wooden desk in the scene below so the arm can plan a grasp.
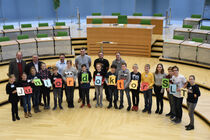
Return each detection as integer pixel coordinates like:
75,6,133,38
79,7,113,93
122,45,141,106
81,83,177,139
163,39,184,59
180,41,202,61
17,39,37,57
0,40,19,60
190,29,209,42
20,27,37,38
3,29,20,40
54,36,72,55
183,18,202,29
87,24,155,57
197,43,210,64
36,37,54,56
174,27,192,40
37,26,54,37
53,26,70,36
86,16,165,35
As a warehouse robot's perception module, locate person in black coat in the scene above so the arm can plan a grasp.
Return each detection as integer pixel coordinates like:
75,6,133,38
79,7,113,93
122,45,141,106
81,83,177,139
6,74,20,121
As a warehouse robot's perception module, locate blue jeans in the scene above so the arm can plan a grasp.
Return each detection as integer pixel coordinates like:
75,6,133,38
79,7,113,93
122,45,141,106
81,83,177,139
143,89,152,111
23,94,32,113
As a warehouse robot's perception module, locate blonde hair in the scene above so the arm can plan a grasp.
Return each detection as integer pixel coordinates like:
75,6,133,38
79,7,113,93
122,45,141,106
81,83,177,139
9,74,15,79
133,64,138,69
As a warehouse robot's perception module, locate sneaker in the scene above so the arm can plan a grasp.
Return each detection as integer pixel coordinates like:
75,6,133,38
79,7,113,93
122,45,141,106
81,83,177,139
16,116,20,120
185,124,190,128
127,106,131,111
172,117,178,122
52,107,57,110
24,113,28,118
107,104,112,109
114,103,118,109
100,104,103,108
135,106,138,112
159,110,163,114
87,104,91,108
28,112,32,117
186,125,194,131
155,109,159,114
132,106,135,111
80,104,85,108
59,106,63,109
34,108,38,113
119,105,124,110
170,115,176,120
95,104,98,108
165,112,172,117
142,108,147,113
12,116,16,121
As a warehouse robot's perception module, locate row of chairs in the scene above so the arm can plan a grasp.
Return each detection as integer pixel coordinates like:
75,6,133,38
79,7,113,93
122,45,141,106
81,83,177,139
92,15,152,25
182,24,210,30
92,12,163,17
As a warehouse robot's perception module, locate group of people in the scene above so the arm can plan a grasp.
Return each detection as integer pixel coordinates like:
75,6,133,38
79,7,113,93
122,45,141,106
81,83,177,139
6,48,201,131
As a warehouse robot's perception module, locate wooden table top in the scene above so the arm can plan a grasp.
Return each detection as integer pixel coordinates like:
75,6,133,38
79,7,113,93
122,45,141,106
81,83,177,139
191,29,210,34
164,39,184,44
87,16,165,20
198,43,210,49
181,40,202,47
0,40,18,46
174,27,192,32
36,37,54,42
87,24,155,29
184,17,202,22
3,29,20,33
54,36,71,41
17,38,36,44
20,27,37,31
37,26,53,30
53,26,70,29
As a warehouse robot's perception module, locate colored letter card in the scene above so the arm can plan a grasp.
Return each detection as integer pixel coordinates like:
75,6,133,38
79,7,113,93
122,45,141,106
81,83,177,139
108,75,116,85
129,80,138,90
140,82,149,91
162,78,169,88
117,80,124,90
55,78,62,88
67,77,74,87
16,87,25,96
95,76,102,86
82,73,89,83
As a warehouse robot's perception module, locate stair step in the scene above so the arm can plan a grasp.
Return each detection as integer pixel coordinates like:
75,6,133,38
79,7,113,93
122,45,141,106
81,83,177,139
72,40,87,45
153,42,163,46
151,52,162,57
72,45,87,50
151,47,163,52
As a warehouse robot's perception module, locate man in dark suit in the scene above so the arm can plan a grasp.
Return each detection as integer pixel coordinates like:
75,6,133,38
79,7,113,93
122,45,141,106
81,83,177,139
25,54,44,106
8,51,26,82
25,54,43,75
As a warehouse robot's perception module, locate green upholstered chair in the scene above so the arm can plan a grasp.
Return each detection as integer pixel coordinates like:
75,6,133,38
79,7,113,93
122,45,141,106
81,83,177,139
38,23,49,27
183,24,193,29
92,13,101,16
133,13,143,16
56,32,68,36
36,34,48,38
191,14,201,18
92,19,103,24
118,15,127,24
153,13,163,17
173,35,185,40
3,25,14,30
0,36,10,42
140,19,151,25
192,37,203,43
21,24,32,28
17,35,29,40
55,22,66,26
200,26,210,30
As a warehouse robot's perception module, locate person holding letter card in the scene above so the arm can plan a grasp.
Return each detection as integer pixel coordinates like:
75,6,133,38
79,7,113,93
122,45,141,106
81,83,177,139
78,64,92,108
93,64,106,108
62,60,77,108
141,64,154,114
130,64,141,112
106,64,118,109
51,66,63,110
118,63,131,111
6,74,20,121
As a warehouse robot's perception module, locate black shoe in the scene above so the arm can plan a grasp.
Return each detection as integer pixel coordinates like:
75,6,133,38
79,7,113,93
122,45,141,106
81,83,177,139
159,110,163,114
107,104,112,109
165,112,172,117
114,103,118,109
185,124,191,128
148,110,151,114
53,107,57,110
34,108,38,113
186,125,194,131
16,116,20,120
37,109,41,112
175,119,181,124
12,115,16,121
119,105,124,110
142,108,147,113
155,109,159,114
59,106,63,109
69,104,74,108
172,117,178,122
93,97,96,101
127,106,131,111
170,115,175,120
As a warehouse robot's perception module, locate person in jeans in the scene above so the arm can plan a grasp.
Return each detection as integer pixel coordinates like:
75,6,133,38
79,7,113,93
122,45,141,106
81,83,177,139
154,63,166,114
118,63,131,111
62,60,77,108
141,64,154,114
171,66,187,123
185,75,201,130
93,64,105,108
51,66,63,110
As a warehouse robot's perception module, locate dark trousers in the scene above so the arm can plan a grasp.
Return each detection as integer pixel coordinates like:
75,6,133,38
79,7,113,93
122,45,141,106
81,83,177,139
167,91,175,115
41,87,50,107
173,96,183,120
39,91,43,104
65,85,75,106
11,101,18,117
143,89,152,111
120,88,131,107
33,88,40,110
131,90,139,106
78,83,83,99
53,88,62,108
108,87,118,105
82,88,90,105
23,94,32,113
154,85,164,111
187,101,197,126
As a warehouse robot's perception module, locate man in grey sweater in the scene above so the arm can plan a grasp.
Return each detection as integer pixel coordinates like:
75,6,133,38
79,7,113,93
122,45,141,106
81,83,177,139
118,63,131,111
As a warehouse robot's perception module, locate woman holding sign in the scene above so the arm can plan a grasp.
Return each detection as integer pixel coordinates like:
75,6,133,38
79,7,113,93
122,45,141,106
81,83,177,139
130,64,141,111
62,60,77,108
6,74,20,121
154,63,166,114
39,63,52,110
